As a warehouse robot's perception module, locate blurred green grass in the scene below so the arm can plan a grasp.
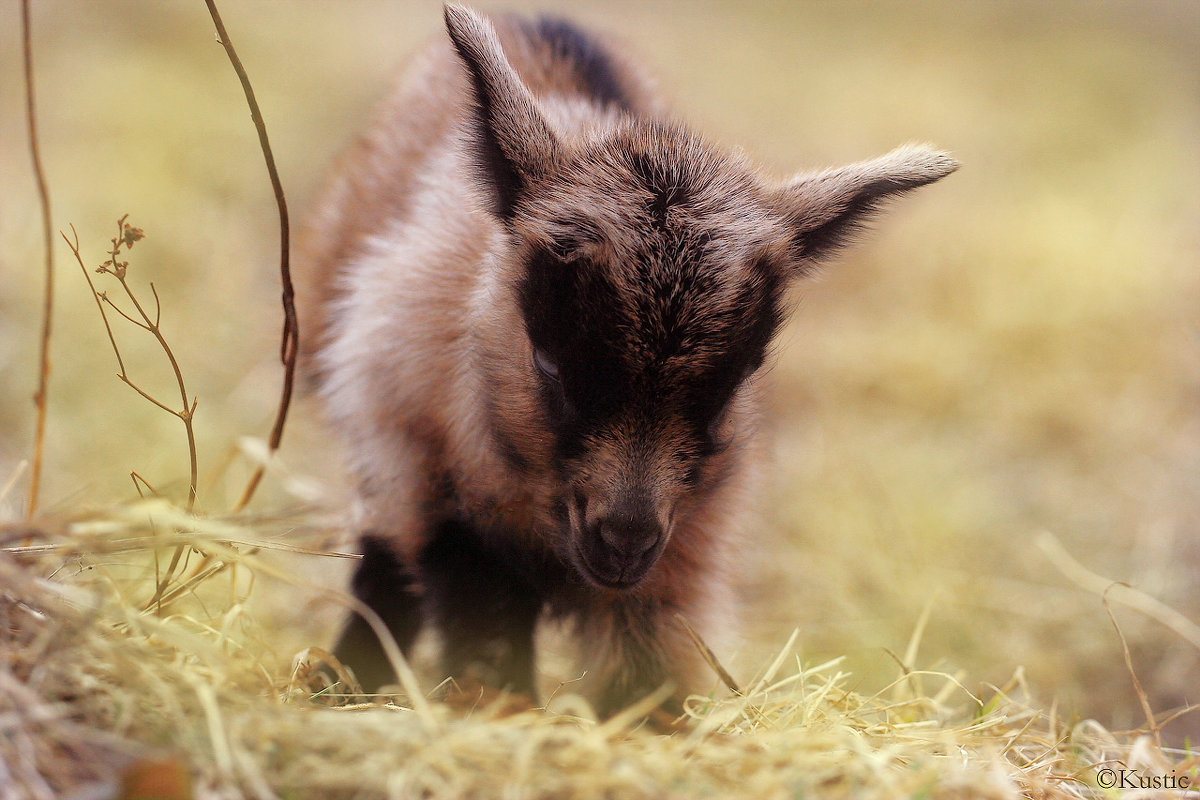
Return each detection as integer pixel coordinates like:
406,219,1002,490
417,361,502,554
2,0,1197,742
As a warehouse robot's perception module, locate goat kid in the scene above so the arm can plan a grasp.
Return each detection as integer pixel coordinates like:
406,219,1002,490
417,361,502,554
296,5,957,717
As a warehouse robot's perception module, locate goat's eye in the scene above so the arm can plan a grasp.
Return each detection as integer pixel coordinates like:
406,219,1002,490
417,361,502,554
532,347,560,381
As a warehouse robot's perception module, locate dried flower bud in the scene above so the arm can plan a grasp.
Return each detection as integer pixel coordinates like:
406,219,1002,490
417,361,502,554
123,224,145,249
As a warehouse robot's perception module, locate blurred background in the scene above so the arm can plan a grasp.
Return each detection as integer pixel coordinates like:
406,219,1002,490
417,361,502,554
2,0,1197,743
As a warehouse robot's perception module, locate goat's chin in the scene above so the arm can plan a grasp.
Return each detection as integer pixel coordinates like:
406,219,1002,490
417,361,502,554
571,554,645,590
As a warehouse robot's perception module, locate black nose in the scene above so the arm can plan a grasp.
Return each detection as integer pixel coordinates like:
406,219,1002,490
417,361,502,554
598,515,661,559
574,492,669,587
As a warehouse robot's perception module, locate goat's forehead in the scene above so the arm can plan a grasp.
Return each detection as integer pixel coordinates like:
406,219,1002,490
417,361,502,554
518,176,784,272
521,127,777,245
608,228,764,310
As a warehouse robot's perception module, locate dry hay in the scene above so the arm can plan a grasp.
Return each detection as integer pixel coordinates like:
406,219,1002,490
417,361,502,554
1,500,1195,800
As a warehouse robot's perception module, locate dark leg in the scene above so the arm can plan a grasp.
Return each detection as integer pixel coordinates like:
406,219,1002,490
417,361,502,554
418,520,543,696
332,535,423,693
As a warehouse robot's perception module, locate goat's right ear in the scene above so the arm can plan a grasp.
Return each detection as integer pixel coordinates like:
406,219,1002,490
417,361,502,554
771,144,958,269
445,5,560,220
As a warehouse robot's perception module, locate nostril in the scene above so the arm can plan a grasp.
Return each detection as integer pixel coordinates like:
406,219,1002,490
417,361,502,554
631,533,659,556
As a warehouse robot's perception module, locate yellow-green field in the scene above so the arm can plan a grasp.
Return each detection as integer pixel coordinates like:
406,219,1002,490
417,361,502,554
2,1,1198,796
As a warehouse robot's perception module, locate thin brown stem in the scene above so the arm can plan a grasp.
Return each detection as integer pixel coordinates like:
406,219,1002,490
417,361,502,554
203,0,298,511
114,282,197,509
70,224,196,594
64,228,125,376
23,0,55,519
675,613,743,696
146,544,189,613
1102,585,1161,748
66,220,199,513
150,282,162,327
130,471,160,498
100,293,152,331
108,217,197,509
117,375,182,418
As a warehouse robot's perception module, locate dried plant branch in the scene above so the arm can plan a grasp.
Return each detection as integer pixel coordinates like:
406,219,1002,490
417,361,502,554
23,0,55,519
1102,585,1161,748
203,0,298,512
66,218,199,513
64,226,125,376
150,282,162,328
65,219,202,610
1037,531,1200,651
99,292,152,331
130,472,160,498
116,374,182,417
675,613,742,696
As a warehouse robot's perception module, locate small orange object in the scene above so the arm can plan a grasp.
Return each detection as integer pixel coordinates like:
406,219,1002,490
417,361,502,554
119,756,192,800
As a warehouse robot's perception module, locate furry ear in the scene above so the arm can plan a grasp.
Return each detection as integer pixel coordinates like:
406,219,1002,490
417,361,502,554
444,4,560,219
773,144,958,265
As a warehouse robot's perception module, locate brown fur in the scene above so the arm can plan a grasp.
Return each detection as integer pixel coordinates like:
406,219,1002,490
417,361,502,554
296,5,956,716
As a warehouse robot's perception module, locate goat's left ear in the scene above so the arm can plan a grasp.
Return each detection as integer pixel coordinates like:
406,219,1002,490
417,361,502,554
771,144,958,266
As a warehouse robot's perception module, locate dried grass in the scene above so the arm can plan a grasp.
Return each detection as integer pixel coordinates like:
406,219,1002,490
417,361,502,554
3,500,1193,799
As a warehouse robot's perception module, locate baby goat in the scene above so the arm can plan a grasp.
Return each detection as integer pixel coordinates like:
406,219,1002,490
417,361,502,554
296,5,956,716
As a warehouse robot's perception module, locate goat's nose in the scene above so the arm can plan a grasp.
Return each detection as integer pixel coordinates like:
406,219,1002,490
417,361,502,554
598,516,661,558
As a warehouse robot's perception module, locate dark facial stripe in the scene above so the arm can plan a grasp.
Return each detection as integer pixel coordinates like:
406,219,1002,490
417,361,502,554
519,249,632,460
518,243,784,469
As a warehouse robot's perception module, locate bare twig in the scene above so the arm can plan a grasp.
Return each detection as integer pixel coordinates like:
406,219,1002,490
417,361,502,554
675,613,742,696
203,0,298,511
66,219,202,610
99,293,152,331
130,472,160,498
1037,531,1200,650
150,282,162,327
64,227,125,376
65,219,199,512
106,219,199,511
23,0,55,519
1102,585,1161,748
